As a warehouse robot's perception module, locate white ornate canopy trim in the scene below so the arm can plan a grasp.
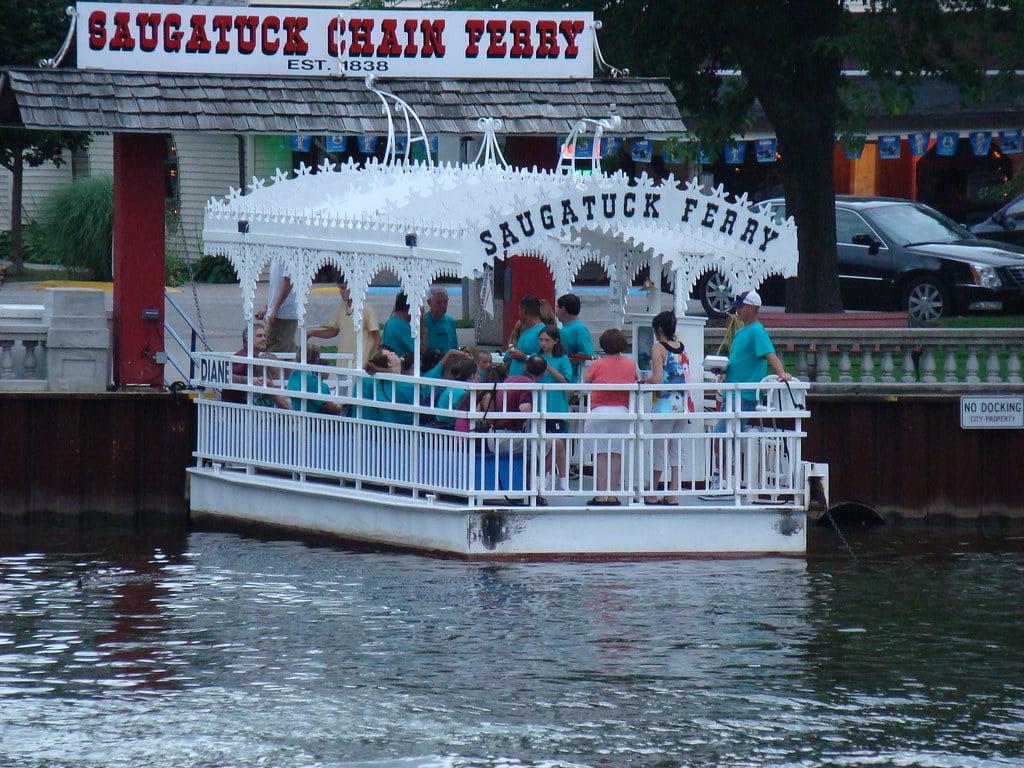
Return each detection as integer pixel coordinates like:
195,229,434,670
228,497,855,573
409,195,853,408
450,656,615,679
204,160,797,322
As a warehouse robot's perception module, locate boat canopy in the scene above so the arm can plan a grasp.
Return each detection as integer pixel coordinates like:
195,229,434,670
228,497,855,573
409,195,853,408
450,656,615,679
204,144,798,333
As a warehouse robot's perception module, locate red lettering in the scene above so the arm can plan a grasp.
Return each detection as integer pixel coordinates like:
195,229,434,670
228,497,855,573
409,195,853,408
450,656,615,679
403,19,418,57
136,13,159,52
485,20,506,58
235,16,258,55
211,15,232,54
536,20,559,58
509,20,533,58
420,20,445,58
327,18,345,57
376,19,402,57
163,14,183,52
185,15,211,54
559,20,585,58
88,10,107,51
348,18,374,56
109,11,135,51
464,19,484,57
283,16,309,55
261,16,281,55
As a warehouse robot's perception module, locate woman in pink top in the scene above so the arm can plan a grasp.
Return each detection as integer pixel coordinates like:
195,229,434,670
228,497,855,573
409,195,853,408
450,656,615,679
583,328,638,505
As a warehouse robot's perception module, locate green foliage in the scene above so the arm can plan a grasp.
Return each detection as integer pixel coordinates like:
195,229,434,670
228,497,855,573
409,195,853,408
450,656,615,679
165,253,188,287
0,222,50,264
192,254,239,283
37,176,113,281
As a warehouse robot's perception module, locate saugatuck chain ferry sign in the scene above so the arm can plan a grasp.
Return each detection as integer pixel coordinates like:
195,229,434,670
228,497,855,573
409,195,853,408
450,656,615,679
76,2,594,78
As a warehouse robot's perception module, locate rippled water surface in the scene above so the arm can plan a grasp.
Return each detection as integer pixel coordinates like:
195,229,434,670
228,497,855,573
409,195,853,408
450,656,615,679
1,521,1022,767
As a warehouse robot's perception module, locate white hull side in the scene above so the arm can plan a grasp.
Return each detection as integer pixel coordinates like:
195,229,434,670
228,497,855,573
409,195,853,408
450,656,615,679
189,468,806,560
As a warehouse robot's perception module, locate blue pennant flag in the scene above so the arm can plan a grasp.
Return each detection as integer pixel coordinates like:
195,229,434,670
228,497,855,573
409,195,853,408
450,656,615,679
394,134,409,153
601,137,622,157
754,138,777,163
936,132,959,157
430,135,440,156
908,132,930,157
999,130,1022,154
325,134,347,153
724,141,747,164
845,137,866,160
631,139,653,163
357,135,379,153
290,134,312,152
576,137,594,157
969,131,992,156
878,135,901,160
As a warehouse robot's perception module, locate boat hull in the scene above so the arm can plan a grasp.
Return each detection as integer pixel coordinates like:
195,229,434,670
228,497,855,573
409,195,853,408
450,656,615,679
189,467,806,560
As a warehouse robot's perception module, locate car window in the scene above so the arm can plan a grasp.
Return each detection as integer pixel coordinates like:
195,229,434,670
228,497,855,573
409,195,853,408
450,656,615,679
866,203,969,245
836,209,875,245
1004,196,1024,220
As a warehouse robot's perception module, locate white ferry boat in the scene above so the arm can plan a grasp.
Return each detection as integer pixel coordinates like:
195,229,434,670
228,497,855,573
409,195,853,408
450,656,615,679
188,86,828,560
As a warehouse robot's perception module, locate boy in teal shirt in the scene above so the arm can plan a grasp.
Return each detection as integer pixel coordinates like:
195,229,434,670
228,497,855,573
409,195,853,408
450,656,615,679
555,293,594,383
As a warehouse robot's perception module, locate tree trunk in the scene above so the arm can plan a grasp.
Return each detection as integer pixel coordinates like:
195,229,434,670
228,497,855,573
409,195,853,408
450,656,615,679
775,118,843,313
10,150,24,275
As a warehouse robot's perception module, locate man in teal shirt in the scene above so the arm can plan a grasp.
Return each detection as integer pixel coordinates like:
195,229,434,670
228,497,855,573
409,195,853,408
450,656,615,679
422,286,459,356
381,293,414,359
717,290,791,431
504,296,544,377
555,293,594,382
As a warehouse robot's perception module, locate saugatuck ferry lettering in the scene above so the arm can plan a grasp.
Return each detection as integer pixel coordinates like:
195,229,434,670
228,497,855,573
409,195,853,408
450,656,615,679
479,192,780,255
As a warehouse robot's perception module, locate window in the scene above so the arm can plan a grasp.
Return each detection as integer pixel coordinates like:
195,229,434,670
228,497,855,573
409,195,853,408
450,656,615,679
836,209,876,245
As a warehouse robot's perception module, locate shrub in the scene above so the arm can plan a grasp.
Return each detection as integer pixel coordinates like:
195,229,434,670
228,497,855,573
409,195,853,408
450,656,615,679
38,176,114,281
165,253,188,287
0,222,52,266
193,254,238,283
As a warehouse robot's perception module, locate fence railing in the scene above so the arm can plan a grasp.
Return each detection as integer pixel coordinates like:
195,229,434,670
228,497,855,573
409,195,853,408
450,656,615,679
0,303,47,391
192,351,811,509
705,327,1023,390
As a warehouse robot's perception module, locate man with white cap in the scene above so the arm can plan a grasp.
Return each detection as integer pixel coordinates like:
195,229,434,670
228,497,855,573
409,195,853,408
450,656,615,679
724,290,791,397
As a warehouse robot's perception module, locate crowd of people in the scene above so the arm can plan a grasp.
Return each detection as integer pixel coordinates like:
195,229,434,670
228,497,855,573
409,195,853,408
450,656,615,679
230,277,790,505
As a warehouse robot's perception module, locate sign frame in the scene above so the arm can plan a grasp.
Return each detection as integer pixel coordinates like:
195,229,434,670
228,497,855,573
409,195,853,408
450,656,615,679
76,2,594,79
959,395,1024,430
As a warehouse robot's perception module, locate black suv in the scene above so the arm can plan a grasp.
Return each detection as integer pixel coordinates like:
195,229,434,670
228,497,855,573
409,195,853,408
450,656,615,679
696,196,1024,322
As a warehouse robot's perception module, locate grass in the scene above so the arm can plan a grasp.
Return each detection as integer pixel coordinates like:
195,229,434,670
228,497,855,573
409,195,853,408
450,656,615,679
1,269,73,283
937,315,1024,328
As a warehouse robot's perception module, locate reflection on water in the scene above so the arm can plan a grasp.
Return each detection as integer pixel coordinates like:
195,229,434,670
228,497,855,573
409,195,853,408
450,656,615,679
1,518,1022,767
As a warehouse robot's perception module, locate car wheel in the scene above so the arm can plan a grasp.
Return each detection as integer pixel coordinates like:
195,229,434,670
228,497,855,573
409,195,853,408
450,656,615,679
698,271,733,318
903,276,951,323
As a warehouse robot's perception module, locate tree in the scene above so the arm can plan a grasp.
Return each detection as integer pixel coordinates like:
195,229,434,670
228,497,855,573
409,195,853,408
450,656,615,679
416,0,1020,312
0,1,88,275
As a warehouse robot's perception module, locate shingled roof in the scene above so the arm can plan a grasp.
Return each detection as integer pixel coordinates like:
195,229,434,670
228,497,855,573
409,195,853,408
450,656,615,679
0,69,686,136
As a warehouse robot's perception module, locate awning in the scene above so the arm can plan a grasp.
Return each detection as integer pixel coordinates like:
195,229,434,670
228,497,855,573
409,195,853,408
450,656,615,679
0,68,686,136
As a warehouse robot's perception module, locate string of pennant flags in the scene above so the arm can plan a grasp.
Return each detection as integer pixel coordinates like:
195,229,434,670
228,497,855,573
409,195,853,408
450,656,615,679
290,129,1023,164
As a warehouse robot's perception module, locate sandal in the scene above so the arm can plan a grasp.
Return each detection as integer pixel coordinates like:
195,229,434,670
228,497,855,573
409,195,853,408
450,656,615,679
659,497,678,506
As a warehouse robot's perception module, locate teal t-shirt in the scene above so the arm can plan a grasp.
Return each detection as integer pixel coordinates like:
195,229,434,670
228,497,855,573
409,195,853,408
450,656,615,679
287,370,331,412
433,385,467,428
424,313,458,356
505,321,543,376
725,321,775,400
560,319,594,382
360,377,416,424
541,354,573,413
381,315,414,358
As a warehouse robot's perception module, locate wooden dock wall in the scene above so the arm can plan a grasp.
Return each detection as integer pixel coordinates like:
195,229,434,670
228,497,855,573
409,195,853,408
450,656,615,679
805,394,1024,520
0,393,195,517
0,392,1019,520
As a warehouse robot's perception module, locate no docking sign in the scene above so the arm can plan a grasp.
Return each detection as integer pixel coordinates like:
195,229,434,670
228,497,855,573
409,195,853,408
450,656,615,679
960,395,1024,429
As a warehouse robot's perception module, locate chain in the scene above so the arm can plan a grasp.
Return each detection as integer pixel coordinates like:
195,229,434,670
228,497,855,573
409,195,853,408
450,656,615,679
822,508,859,565
169,151,209,352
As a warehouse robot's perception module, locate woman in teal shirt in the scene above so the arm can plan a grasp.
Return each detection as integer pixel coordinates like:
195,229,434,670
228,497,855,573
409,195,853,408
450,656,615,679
538,325,573,491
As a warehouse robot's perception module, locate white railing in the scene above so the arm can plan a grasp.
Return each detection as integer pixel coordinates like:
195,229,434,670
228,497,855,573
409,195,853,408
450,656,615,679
193,352,811,509
705,327,1023,390
0,304,47,391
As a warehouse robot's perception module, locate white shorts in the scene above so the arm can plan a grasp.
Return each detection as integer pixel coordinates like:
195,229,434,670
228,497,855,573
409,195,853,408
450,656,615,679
584,405,632,456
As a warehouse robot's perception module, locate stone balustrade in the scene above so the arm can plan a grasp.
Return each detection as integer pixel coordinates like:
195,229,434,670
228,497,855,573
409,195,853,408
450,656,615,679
0,289,110,392
705,327,1023,392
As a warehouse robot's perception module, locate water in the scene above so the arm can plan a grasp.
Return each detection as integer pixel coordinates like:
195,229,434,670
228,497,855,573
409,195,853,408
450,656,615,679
1,521,1022,768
